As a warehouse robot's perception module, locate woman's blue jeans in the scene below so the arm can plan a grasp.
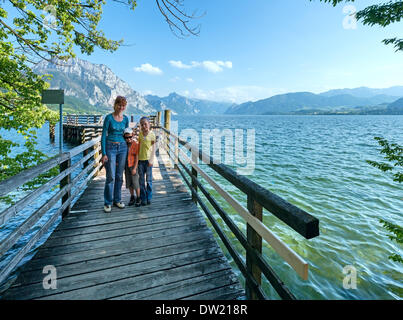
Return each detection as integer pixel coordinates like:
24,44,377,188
138,160,153,203
104,141,128,206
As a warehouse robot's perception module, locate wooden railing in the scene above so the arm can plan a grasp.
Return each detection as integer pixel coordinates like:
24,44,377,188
63,114,103,125
157,111,320,300
0,137,102,285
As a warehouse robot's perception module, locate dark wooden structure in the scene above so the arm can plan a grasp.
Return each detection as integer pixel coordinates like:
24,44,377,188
61,114,158,144
0,110,320,300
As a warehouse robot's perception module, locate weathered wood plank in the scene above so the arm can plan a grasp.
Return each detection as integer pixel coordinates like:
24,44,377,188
58,205,200,230
14,229,216,277
0,143,244,300
39,257,231,300
33,222,209,259
50,211,201,238
111,269,237,300
3,248,224,300
182,285,245,300
11,237,219,288
41,216,206,248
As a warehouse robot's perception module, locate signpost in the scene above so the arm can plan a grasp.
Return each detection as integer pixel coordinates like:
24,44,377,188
41,89,64,153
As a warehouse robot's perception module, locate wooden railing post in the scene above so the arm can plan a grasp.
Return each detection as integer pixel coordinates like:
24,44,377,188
157,111,162,127
191,147,198,203
174,136,179,168
164,109,171,156
49,123,55,143
246,195,263,299
60,156,71,219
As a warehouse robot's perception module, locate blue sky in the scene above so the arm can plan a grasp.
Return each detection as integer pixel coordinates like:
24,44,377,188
8,0,403,103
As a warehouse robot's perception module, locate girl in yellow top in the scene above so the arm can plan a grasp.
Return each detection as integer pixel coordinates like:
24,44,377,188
137,117,156,205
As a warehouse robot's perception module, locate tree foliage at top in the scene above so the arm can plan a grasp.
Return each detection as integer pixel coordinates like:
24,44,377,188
313,0,403,51
0,0,200,184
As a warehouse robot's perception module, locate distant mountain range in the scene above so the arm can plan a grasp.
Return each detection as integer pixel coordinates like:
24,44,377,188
33,58,232,116
145,92,233,115
34,57,403,116
225,88,403,115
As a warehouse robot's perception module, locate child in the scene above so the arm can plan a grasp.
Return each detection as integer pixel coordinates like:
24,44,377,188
137,117,156,206
123,128,141,207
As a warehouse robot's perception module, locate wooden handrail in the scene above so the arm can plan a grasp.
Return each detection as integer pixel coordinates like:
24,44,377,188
178,148,309,280
0,137,102,285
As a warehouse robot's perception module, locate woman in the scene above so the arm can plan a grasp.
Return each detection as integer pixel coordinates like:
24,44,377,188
101,96,129,213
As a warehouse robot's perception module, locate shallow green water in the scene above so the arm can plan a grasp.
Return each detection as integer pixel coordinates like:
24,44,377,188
173,114,402,300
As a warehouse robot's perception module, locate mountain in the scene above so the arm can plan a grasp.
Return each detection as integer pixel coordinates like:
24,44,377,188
320,86,403,99
33,58,155,115
387,97,403,114
144,92,233,115
225,89,403,115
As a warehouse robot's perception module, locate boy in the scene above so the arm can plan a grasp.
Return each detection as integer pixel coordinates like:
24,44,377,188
123,127,141,207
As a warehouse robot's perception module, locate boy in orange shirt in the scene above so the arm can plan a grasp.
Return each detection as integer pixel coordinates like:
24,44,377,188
123,128,141,207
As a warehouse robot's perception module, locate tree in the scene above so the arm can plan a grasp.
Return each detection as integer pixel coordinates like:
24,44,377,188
313,0,403,51
367,137,402,263
0,0,200,184
312,1,403,265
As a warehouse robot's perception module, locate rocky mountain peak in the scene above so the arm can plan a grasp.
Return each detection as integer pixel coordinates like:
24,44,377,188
33,57,155,114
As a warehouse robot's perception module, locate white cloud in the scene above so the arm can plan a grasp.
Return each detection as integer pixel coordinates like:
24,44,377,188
134,63,163,75
169,60,232,73
169,60,196,69
186,78,194,83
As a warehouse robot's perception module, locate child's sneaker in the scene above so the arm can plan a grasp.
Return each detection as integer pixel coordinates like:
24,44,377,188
104,205,111,213
128,196,135,206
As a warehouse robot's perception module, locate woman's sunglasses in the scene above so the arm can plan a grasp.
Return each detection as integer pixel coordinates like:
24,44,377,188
124,136,133,140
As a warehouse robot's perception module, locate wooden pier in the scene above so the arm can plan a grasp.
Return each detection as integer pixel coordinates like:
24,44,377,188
0,147,243,300
0,110,320,300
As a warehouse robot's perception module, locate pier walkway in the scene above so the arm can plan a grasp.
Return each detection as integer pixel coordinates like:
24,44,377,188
1,147,244,300
0,110,320,300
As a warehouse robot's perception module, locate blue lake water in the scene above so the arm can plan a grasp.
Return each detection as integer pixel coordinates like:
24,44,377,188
0,115,402,299
172,114,403,300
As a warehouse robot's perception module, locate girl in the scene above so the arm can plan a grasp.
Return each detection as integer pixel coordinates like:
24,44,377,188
137,116,156,206
101,96,129,213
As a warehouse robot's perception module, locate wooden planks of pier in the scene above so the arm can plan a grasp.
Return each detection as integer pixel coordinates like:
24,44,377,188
1,147,245,300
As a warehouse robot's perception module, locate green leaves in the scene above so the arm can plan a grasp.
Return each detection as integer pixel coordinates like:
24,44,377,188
380,219,403,264
367,136,403,183
367,137,402,264
0,0,139,185
312,0,403,52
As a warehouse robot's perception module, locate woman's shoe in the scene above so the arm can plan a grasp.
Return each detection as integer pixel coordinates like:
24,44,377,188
135,198,141,207
113,202,125,209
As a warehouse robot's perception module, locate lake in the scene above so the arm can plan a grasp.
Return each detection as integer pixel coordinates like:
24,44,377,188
1,114,402,299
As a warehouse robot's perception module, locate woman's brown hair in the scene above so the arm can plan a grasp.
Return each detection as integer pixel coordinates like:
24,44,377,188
114,96,127,108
